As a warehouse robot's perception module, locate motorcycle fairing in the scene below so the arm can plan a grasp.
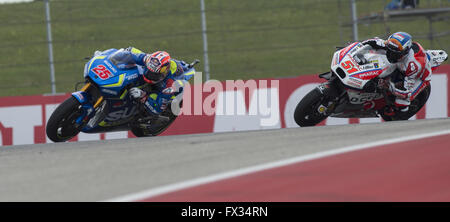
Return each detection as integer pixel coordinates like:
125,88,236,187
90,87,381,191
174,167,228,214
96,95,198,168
332,42,396,90
426,49,448,71
85,56,142,98
81,98,138,133
78,49,146,133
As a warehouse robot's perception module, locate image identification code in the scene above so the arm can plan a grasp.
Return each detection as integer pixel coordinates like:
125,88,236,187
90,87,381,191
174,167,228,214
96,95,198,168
181,206,268,219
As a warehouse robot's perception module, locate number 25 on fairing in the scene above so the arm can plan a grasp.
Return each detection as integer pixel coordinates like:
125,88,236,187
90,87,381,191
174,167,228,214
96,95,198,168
92,65,112,80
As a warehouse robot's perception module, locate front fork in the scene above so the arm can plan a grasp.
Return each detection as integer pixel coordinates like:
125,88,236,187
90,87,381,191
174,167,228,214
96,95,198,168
71,82,104,129
315,80,342,115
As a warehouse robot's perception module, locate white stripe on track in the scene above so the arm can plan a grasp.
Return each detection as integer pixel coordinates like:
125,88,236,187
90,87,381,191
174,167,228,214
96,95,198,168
104,129,450,202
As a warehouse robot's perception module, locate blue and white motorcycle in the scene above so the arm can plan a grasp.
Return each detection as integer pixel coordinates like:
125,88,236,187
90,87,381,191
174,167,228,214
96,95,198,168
46,49,199,142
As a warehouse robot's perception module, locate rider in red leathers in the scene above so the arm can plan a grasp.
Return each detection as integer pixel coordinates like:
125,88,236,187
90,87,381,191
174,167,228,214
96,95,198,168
357,32,432,114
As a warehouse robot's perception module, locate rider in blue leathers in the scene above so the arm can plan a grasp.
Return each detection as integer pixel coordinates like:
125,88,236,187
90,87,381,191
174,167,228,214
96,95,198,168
108,47,190,116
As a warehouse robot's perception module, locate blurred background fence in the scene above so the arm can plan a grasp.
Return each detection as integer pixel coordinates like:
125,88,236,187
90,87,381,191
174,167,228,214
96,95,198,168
0,0,449,96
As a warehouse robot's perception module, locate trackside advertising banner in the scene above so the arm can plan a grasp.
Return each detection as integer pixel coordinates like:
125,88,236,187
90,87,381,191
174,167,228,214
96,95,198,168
1,65,449,146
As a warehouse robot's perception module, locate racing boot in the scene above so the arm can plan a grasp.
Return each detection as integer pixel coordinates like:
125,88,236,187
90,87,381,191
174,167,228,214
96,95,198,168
383,106,396,116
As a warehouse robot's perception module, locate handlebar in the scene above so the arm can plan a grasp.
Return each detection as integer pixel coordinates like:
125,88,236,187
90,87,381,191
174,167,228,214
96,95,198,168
188,59,200,68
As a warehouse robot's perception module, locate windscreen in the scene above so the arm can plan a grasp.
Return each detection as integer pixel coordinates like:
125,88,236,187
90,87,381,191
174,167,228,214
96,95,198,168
110,49,137,69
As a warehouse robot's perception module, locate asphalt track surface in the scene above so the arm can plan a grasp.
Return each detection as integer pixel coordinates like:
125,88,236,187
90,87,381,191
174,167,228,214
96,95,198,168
0,118,449,201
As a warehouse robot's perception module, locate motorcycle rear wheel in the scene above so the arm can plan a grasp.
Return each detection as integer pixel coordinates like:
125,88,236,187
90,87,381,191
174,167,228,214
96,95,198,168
46,97,82,142
130,114,177,137
381,85,431,121
131,99,182,137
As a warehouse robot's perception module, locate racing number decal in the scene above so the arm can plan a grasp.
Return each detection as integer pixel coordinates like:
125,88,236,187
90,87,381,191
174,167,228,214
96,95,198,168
341,61,358,74
92,65,112,80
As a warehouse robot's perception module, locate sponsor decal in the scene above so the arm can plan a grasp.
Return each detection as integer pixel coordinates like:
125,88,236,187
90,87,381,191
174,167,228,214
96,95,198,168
348,91,381,104
73,92,84,101
104,106,137,122
350,78,363,84
406,61,418,76
349,47,359,55
339,42,358,63
101,88,118,95
104,60,117,73
126,73,139,81
145,101,158,113
346,77,363,88
351,70,382,80
362,65,375,70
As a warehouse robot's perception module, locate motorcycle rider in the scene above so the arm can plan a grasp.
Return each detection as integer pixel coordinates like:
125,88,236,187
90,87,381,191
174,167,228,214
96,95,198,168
355,32,431,114
108,47,191,116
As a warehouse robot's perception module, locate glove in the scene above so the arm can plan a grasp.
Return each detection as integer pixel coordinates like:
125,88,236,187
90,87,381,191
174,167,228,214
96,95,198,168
388,81,409,99
377,79,389,89
162,80,185,95
129,87,147,103
162,87,177,95
362,38,385,49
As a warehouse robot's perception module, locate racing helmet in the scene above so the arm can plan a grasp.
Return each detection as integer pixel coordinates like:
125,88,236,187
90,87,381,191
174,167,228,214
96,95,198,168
385,32,412,63
143,51,171,84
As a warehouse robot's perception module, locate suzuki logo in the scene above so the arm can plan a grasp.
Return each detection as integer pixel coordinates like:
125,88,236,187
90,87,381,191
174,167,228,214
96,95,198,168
104,106,137,121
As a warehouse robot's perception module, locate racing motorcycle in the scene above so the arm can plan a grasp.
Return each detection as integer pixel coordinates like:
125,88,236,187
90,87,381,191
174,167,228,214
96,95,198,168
46,49,199,142
294,41,448,127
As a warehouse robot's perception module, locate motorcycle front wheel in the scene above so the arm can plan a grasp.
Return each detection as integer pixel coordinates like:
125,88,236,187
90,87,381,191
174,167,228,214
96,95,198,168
46,97,82,142
294,89,329,127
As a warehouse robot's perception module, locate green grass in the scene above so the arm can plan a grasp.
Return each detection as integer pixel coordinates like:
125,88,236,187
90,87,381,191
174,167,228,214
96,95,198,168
0,0,449,96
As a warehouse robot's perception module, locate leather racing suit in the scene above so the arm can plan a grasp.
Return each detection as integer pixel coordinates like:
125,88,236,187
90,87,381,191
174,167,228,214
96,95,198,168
359,39,432,112
108,47,191,116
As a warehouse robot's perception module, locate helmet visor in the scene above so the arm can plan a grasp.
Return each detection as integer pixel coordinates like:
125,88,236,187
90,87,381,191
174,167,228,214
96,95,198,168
144,68,168,84
386,46,403,63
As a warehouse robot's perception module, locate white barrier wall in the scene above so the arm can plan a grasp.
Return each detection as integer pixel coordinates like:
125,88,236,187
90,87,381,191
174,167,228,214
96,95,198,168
1,66,449,146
